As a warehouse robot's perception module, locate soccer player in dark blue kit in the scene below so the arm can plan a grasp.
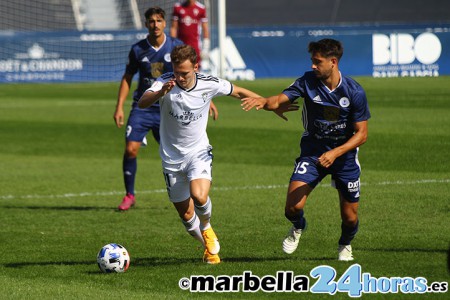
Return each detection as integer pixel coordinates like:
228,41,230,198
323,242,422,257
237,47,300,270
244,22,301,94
242,39,370,261
113,7,218,211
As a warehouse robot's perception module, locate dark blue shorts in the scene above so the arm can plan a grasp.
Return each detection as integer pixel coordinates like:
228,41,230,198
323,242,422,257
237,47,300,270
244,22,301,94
125,107,160,144
289,150,362,202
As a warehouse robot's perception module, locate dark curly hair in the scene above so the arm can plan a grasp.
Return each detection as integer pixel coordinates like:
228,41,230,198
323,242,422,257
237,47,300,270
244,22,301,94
308,39,343,61
144,7,166,20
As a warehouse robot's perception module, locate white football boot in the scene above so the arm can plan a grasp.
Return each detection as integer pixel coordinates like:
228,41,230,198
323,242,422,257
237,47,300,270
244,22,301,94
282,226,303,254
338,245,354,261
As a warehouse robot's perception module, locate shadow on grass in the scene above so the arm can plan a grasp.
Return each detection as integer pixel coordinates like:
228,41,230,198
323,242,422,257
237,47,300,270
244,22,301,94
2,255,326,270
222,256,334,263
1,205,117,211
358,247,447,254
4,260,94,268
0,205,163,212
133,256,295,266
5,248,445,270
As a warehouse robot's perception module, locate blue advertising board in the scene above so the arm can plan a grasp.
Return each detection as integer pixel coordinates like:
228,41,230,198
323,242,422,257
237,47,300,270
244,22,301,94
0,24,448,82
220,24,450,79
0,30,144,83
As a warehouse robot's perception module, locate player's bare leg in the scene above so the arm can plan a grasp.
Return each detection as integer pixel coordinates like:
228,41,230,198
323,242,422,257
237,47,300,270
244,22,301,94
283,181,312,254
190,178,220,263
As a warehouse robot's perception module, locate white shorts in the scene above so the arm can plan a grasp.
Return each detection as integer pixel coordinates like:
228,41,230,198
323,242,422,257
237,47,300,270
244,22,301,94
162,147,213,203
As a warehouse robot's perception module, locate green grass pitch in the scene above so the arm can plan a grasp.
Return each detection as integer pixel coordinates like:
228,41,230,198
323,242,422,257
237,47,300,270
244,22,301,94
0,77,449,299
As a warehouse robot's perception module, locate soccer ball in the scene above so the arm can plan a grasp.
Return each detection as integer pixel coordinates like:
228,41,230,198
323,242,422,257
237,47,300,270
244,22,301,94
97,243,130,273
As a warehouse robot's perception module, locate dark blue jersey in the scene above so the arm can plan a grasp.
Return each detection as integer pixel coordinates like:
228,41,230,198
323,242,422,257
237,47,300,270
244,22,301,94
283,71,370,147
125,35,183,108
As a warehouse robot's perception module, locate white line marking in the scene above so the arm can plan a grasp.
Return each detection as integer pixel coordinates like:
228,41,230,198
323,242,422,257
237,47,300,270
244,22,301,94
1,179,449,201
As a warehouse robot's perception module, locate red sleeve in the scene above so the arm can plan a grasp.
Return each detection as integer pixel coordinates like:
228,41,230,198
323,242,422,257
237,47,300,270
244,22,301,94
199,7,207,22
172,4,180,20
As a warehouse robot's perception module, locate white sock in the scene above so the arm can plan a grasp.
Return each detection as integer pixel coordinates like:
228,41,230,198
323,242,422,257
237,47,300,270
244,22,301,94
195,197,212,231
181,214,204,246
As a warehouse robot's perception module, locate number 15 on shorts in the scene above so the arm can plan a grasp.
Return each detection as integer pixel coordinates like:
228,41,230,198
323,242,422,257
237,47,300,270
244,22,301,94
295,161,310,174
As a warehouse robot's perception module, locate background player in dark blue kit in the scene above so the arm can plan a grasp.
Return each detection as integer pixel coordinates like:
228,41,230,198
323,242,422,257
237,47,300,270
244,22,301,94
113,7,218,211
242,39,370,261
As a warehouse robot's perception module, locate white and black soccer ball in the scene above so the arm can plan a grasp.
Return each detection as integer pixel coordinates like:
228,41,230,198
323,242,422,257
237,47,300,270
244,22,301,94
97,243,130,273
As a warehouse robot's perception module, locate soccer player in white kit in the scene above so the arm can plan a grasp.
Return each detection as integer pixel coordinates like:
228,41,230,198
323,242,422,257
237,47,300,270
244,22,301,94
138,44,262,264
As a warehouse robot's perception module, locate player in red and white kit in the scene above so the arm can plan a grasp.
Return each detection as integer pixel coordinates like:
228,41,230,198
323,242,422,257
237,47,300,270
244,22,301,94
170,0,210,69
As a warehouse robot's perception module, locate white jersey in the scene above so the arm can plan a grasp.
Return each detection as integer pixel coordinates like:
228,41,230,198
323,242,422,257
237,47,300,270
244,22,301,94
147,72,233,169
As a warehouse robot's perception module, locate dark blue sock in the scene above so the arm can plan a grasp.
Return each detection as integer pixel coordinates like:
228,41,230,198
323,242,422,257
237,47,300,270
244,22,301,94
339,220,359,245
285,210,306,230
123,155,137,195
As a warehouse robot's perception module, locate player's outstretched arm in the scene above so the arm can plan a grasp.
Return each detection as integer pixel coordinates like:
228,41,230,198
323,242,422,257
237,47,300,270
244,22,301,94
241,93,290,111
240,96,267,111
273,100,299,121
241,93,297,121
229,85,261,100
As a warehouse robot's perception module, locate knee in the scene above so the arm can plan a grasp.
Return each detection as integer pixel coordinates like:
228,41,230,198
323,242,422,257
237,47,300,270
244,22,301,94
342,215,358,227
341,201,359,226
125,145,139,158
177,202,195,221
180,210,194,221
285,206,295,217
191,192,208,206
285,205,302,219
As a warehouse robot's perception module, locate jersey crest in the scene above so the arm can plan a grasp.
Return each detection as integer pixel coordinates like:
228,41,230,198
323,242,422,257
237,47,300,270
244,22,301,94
151,62,165,78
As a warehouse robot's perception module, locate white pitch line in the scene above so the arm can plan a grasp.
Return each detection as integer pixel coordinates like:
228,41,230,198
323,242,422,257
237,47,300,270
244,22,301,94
0,179,449,201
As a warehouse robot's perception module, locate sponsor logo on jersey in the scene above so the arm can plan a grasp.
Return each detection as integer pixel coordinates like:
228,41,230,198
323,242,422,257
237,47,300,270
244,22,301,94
181,16,195,26
169,110,202,126
150,62,164,78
